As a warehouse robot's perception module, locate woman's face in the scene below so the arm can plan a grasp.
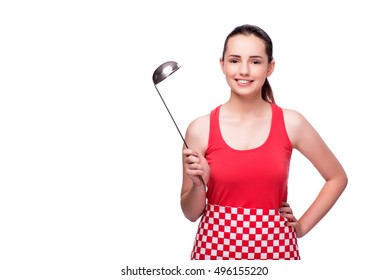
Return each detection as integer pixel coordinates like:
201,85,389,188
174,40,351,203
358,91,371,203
220,34,274,97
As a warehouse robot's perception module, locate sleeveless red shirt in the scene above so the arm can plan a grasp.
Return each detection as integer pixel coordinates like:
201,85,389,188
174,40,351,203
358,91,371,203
205,103,292,210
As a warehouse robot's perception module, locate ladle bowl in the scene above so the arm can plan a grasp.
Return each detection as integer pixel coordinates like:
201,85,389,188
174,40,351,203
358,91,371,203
152,61,180,85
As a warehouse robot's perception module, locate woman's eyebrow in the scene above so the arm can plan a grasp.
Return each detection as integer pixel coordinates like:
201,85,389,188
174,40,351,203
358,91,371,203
228,54,264,59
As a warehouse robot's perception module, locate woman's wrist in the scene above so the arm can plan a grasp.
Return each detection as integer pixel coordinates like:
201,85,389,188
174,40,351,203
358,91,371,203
193,182,206,193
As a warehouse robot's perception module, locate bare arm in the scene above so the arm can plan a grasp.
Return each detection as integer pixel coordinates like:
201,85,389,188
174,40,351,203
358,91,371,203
180,115,210,222
283,109,348,237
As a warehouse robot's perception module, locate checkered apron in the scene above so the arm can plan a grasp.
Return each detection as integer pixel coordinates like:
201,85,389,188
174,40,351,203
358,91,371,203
191,204,300,260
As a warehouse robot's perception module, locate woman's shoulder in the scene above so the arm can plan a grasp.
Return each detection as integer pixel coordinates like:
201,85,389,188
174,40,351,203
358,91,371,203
187,113,210,135
279,106,312,146
187,104,220,131
184,112,211,152
281,107,307,125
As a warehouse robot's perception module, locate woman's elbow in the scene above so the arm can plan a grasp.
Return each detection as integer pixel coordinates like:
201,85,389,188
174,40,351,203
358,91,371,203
181,204,202,222
337,169,348,192
185,213,201,222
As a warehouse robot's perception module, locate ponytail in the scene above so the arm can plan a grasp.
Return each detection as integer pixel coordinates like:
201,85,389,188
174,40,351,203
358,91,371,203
262,78,275,103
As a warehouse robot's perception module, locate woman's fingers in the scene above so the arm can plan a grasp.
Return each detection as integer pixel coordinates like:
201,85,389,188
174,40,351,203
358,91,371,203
183,148,199,156
282,213,297,222
186,155,200,164
183,149,204,176
183,148,210,186
282,201,290,207
279,202,303,237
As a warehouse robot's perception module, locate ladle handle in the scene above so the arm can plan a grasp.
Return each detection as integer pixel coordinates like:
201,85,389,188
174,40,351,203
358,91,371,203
154,84,206,191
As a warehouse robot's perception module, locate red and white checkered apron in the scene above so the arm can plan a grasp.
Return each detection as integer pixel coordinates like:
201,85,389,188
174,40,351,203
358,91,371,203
191,204,300,260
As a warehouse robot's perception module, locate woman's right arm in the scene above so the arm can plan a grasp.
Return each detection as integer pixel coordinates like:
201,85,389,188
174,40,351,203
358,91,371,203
180,116,210,222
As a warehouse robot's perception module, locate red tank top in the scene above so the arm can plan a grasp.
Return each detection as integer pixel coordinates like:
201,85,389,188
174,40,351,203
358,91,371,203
205,103,292,210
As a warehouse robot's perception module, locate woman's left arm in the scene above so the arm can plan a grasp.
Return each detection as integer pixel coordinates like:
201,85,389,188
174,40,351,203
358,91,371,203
283,109,348,238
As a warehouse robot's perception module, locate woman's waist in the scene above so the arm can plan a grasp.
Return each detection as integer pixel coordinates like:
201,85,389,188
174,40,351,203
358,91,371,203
202,203,288,228
206,194,284,211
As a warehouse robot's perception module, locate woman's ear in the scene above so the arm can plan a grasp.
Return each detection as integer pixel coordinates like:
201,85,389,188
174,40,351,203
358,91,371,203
267,60,275,77
220,58,225,74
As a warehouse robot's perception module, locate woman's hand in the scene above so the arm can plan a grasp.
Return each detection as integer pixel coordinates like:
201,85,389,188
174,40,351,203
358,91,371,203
279,201,303,238
183,148,210,188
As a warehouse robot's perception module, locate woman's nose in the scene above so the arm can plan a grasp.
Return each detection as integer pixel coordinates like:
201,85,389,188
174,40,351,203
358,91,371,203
239,62,250,76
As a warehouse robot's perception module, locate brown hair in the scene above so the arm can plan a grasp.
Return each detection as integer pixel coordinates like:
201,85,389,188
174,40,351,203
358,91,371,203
222,24,275,103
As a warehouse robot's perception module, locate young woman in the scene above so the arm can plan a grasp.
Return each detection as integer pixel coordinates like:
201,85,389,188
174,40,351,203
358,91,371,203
180,24,348,260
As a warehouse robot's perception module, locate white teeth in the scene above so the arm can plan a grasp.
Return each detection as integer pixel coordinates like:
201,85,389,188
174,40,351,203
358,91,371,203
237,80,250,84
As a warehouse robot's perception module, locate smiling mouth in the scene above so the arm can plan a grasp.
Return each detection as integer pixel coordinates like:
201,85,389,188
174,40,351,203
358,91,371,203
236,79,252,85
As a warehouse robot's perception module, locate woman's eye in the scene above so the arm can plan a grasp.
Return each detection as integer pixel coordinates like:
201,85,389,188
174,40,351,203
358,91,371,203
253,60,261,64
230,59,238,63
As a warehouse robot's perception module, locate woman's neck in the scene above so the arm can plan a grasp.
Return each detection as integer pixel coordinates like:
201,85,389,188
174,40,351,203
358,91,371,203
223,95,269,118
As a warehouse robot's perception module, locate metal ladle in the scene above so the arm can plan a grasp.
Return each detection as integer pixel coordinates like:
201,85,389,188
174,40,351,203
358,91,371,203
152,61,206,189
152,61,188,148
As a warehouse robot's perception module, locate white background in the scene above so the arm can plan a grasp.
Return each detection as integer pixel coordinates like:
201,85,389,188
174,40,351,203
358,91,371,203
1,0,388,279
